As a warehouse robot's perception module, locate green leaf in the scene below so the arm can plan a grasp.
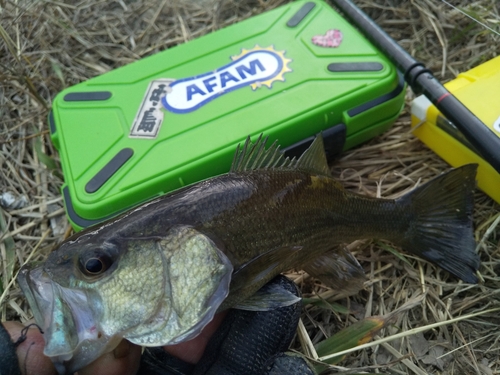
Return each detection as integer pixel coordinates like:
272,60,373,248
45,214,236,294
302,298,350,315
51,61,66,86
0,207,16,293
315,316,387,365
377,241,412,266
34,137,57,170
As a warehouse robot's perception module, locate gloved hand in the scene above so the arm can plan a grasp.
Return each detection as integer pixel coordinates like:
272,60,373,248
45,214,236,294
138,275,315,375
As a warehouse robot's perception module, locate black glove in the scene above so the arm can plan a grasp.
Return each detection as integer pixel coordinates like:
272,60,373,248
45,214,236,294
139,275,315,375
0,322,24,375
0,323,51,375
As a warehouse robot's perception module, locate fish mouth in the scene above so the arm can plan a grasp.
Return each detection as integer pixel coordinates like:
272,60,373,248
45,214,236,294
18,265,119,374
18,266,55,335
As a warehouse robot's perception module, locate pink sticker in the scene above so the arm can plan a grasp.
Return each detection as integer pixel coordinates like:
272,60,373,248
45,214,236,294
312,29,343,48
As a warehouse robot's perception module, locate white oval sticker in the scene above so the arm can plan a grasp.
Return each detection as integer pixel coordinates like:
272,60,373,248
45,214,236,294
493,115,500,134
162,46,292,114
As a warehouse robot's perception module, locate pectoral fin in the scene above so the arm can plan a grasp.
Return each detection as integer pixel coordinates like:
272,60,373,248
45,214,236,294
220,245,304,311
235,281,301,311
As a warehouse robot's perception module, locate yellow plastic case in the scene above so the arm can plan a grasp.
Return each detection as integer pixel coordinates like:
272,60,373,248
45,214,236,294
411,56,500,204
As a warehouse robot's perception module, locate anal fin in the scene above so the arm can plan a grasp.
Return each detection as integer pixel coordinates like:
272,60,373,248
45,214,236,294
303,246,366,295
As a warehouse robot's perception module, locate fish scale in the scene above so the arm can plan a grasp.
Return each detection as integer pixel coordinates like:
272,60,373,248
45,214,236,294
203,173,383,265
18,135,480,374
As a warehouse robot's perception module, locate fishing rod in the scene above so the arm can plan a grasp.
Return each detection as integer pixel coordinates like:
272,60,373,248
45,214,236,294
330,0,500,174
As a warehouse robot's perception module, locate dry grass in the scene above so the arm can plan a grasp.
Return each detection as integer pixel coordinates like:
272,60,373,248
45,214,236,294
1,0,499,374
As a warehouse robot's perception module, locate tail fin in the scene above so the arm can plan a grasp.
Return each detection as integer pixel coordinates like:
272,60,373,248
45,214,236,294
398,164,479,283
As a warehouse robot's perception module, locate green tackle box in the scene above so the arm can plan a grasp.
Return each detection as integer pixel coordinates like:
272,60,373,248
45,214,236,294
49,0,405,230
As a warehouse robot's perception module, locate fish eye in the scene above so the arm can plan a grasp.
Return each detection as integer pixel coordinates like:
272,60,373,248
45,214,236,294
81,255,113,276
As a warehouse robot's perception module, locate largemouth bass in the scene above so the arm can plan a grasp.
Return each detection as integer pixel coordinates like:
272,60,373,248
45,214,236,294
18,135,480,374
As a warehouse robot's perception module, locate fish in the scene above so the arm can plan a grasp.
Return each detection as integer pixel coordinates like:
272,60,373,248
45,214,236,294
18,134,480,374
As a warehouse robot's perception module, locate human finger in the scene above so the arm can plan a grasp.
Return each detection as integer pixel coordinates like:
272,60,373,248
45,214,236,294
163,311,228,365
2,321,56,375
76,339,142,375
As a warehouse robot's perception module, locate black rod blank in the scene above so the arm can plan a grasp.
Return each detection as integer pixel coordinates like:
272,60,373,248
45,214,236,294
331,0,500,173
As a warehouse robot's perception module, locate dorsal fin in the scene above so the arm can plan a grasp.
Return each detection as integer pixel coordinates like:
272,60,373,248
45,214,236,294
230,134,294,172
296,134,331,176
230,134,331,176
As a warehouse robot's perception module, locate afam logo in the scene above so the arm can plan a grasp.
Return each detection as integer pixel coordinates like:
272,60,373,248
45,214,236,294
162,46,292,114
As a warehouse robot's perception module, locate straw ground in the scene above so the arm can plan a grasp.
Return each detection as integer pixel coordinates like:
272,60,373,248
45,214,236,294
1,0,499,374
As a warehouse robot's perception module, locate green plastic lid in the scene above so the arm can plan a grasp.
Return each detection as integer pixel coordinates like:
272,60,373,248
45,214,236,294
50,0,405,230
